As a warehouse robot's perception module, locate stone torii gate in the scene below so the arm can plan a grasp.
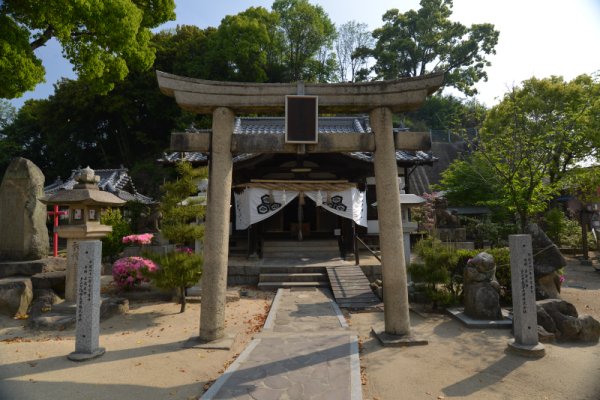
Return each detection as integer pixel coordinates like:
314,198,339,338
156,71,444,343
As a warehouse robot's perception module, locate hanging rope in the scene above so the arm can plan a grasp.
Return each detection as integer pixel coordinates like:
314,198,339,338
233,179,356,192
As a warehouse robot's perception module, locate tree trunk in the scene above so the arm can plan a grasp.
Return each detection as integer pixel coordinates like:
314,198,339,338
581,211,589,260
179,286,186,313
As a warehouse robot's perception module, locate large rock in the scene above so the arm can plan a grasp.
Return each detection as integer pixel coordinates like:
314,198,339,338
537,299,600,343
27,296,129,330
527,223,566,276
31,271,66,296
0,277,33,317
0,257,66,279
0,158,48,261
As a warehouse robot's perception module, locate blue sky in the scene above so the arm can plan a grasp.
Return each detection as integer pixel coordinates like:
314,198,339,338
8,0,600,109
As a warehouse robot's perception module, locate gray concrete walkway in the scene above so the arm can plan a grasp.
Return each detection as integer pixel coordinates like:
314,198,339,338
201,288,362,400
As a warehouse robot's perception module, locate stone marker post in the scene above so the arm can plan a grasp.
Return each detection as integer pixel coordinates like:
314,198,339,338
68,240,105,361
507,234,545,357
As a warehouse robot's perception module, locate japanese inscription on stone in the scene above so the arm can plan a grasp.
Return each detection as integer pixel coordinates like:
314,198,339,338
509,235,539,346
70,240,104,359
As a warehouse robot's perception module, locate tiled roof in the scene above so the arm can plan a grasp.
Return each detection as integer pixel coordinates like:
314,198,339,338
345,150,436,165
233,116,371,134
45,167,154,204
160,116,436,166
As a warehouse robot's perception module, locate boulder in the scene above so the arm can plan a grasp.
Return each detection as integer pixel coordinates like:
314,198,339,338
0,277,33,317
29,288,62,318
527,223,566,276
100,297,129,319
27,296,129,330
31,271,66,296
0,257,67,279
0,260,45,278
536,272,561,300
536,299,600,343
0,158,48,261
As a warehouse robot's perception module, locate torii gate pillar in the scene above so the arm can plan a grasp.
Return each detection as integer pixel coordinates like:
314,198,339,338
200,107,235,342
371,107,410,335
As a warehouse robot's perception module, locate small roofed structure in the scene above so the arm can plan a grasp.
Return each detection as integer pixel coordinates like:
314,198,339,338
45,166,154,204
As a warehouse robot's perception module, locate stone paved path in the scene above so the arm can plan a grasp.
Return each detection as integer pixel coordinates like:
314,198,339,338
201,288,361,400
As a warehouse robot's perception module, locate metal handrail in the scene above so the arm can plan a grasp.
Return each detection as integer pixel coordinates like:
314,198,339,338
354,234,382,265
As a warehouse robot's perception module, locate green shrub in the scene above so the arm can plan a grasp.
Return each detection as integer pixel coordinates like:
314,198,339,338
143,248,202,313
544,208,565,245
462,217,517,247
100,208,131,261
409,238,459,307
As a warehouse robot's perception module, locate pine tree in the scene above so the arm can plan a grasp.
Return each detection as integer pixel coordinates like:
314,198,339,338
145,161,207,312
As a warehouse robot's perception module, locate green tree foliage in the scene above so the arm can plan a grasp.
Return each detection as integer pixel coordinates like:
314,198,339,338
404,94,487,131
199,7,286,83
0,26,206,181
0,0,175,98
465,75,600,231
561,167,600,205
100,208,131,261
144,250,202,313
435,153,500,208
0,72,179,182
272,0,337,82
160,162,207,246
365,0,499,95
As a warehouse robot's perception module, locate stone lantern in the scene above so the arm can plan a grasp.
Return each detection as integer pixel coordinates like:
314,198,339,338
370,193,425,267
42,166,125,302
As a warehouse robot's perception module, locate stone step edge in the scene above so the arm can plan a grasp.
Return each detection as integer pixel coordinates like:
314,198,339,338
257,281,330,289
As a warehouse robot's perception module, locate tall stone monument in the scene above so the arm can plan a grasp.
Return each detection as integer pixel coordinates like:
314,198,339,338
68,240,105,361
507,235,545,357
0,157,48,261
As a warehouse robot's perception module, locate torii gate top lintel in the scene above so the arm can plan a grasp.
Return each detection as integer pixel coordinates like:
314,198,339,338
156,70,444,114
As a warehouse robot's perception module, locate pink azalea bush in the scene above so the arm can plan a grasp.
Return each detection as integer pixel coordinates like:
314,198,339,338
112,256,158,289
122,233,154,245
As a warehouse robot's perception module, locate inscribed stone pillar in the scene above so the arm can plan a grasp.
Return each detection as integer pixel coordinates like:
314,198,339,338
370,107,411,336
68,240,105,361
508,234,545,357
200,107,234,342
0,157,48,261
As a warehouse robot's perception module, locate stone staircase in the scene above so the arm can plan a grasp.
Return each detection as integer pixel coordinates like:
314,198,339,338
257,239,340,290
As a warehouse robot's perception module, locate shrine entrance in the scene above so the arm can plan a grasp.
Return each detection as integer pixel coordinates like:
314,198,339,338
156,70,444,343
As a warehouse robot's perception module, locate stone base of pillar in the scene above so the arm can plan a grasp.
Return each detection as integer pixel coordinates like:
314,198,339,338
68,347,106,361
507,339,545,358
182,333,235,350
371,324,428,347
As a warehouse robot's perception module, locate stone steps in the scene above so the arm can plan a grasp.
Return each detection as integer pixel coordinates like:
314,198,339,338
262,239,341,260
258,264,330,290
257,281,330,290
259,272,328,283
